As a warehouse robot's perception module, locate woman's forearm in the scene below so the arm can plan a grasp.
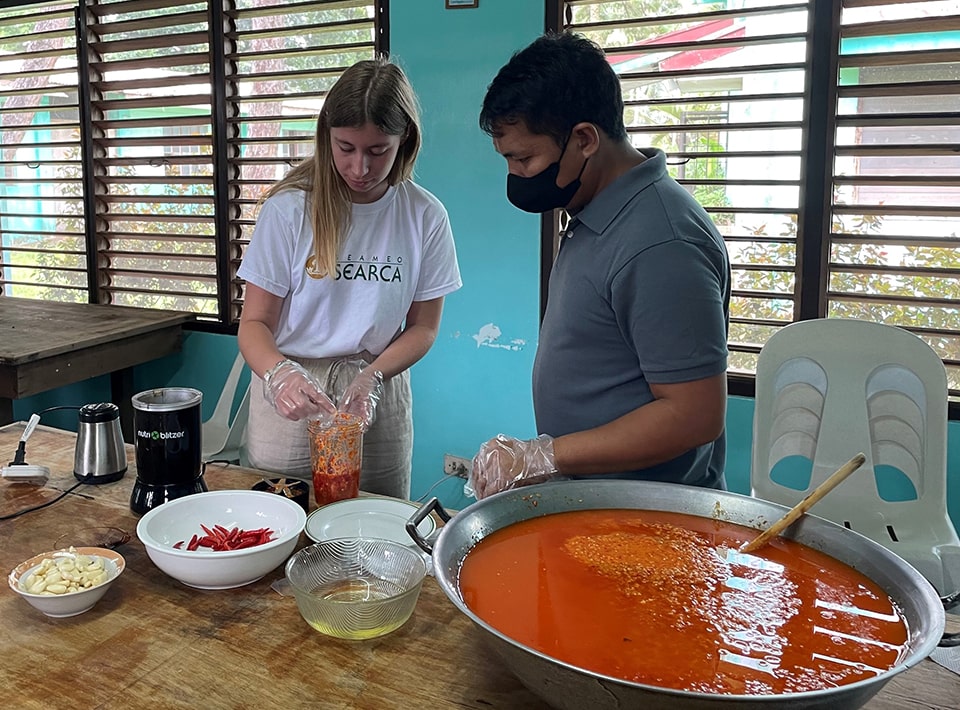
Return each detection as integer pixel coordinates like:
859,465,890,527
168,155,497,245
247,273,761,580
237,319,287,379
369,297,444,379
369,322,438,379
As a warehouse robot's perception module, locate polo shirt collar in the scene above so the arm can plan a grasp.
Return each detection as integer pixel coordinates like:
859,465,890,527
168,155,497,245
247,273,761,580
573,148,667,236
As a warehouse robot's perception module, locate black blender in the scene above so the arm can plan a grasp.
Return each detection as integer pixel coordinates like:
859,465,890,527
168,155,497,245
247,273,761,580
130,387,207,514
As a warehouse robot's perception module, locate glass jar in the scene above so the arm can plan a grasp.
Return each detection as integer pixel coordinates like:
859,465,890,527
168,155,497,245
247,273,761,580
308,413,363,507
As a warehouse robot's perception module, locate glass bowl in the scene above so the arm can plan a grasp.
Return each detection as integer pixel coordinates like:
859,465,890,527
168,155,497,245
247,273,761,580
285,538,427,640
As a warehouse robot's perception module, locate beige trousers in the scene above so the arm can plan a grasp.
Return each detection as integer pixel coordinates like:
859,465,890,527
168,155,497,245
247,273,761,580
245,356,413,500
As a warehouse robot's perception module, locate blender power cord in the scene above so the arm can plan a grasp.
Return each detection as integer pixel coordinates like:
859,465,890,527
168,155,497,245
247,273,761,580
415,472,464,503
1,406,88,520
0,476,98,521
37,405,82,416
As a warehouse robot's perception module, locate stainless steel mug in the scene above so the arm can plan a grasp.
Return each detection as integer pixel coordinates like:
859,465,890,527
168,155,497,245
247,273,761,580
73,402,127,483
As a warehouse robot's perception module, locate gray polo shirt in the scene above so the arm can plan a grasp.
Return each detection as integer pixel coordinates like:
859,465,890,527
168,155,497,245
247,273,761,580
532,148,730,489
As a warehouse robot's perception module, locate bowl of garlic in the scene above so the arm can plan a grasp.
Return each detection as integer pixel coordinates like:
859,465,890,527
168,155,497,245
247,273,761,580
8,546,125,618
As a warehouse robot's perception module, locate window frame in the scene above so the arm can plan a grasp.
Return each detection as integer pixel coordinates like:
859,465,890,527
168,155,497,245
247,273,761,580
545,0,960,419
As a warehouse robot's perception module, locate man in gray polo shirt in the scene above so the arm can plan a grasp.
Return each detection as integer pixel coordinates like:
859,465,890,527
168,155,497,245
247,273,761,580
469,31,731,499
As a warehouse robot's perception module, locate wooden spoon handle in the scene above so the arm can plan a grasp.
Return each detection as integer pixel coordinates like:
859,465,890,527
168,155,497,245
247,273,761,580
739,452,867,554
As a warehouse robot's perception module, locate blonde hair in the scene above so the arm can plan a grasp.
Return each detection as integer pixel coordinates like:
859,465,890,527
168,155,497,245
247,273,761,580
263,57,422,277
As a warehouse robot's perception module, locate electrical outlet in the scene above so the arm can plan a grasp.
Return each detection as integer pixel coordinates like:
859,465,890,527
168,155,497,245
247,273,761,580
443,454,471,478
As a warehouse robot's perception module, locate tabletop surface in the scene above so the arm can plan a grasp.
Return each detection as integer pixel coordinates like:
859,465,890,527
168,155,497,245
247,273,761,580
1,423,958,710
0,297,192,364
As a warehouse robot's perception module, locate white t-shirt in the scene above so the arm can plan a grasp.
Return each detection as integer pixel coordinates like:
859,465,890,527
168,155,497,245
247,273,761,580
238,181,461,358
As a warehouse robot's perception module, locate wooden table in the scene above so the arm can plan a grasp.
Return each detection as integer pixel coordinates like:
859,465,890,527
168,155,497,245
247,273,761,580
1,423,958,710
0,297,193,441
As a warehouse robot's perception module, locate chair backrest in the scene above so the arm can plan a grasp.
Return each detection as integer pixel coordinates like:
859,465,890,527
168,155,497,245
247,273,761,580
218,386,250,466
751,318,960,597
201,352,249,463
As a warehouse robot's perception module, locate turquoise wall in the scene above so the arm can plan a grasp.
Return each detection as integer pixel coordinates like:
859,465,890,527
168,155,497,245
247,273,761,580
11,1,960,531
390,0,545,509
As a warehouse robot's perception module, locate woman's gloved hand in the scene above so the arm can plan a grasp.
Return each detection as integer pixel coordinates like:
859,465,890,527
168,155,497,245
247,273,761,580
338,366,384,432
263,359,336,423
468,433,558,499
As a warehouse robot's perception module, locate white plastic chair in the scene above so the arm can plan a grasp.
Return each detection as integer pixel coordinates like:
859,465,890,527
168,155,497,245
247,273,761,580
201,352,250,465
751,318,960,602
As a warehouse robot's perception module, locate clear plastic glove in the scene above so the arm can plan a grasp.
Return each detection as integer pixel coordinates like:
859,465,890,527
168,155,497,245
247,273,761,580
338,366,384,433
325,357,365,404
263,359,336,423
468,433,558,500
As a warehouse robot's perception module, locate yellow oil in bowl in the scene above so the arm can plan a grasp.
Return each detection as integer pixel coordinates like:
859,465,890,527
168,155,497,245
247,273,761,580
286,539,426,640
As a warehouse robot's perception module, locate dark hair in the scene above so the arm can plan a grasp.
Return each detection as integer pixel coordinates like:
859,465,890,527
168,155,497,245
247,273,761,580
479,32,627,146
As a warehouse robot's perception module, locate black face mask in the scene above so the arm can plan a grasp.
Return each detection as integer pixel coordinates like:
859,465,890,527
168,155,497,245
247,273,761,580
506,138,589,214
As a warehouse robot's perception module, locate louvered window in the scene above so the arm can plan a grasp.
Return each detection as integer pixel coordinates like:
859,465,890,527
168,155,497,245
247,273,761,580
0,0,380,327
829,0,960,404
0,1,82,301
81,0,218,315
556,0,960,410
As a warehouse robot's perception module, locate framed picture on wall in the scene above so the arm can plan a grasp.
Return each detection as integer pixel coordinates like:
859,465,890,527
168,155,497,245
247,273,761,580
446,0,479,8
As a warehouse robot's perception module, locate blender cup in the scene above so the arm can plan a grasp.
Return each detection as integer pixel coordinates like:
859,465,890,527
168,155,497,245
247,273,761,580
308,413,363,507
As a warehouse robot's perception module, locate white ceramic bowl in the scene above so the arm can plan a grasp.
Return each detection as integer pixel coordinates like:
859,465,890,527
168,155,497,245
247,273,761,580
8,546,125,618
136,489,307,590
304,497,437,549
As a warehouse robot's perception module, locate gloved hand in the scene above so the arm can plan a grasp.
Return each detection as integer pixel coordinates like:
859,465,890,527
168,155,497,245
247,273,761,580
263,359,336,423
468,433,558,499
338,366,384,432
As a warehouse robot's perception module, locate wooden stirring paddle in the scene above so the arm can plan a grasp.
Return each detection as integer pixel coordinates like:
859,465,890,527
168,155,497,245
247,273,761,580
739,452,867,554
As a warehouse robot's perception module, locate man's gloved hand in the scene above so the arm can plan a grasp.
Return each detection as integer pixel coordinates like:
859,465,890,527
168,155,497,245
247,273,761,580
468,433,558,499
338,367,384,432
263,359,336,423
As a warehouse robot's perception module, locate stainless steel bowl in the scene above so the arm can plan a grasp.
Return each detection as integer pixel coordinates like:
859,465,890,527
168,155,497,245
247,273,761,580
407,480,945,710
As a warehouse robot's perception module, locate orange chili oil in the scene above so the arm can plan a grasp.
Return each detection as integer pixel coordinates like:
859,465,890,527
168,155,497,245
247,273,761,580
457,509,909,695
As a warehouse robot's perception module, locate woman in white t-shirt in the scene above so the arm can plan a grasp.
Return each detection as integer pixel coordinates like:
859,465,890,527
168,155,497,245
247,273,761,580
237,58,462,498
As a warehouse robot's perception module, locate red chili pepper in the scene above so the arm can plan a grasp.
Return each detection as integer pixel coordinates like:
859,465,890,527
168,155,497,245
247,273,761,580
171,523,277,551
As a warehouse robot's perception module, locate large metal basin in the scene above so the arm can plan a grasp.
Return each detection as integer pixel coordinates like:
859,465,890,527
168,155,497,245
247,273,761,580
408,479,945,710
